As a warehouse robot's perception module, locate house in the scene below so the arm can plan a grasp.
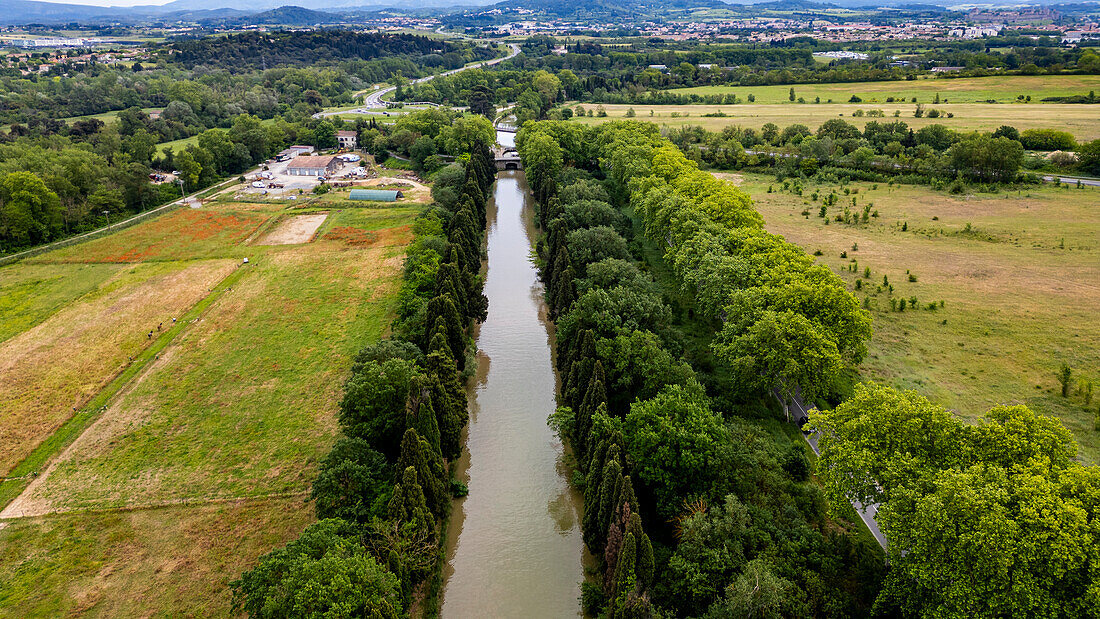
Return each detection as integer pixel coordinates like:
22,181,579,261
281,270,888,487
349,189,402,202
337,130,358,150
930,66,964,73
648,64,668,72
287,155,339,177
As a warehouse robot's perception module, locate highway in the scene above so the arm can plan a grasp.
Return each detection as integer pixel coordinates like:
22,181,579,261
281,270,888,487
315,42,521,118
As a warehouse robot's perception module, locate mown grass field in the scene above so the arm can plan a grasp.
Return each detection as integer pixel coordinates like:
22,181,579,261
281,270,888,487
736,172,1100,461
0,259,236,475
0,263,120,343
0,192,420,613
0,497,312,618
571,102,1100,142
666,75,1100,104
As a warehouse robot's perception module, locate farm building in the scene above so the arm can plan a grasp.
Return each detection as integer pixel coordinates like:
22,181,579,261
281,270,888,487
349,189,402,202
288,155,339,177
337,130,358,150
277,145,315,161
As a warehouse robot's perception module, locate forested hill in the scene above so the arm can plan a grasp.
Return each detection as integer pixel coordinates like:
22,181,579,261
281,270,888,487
197,6,344,27
167,31,448,71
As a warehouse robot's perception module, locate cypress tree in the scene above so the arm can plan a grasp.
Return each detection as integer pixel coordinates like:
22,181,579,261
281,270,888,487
429,324,453,360
609,532,638,618
387,466,434,542
435,262,468,320
449,209,480,269
630,512,654,591
552,266,576,316
462,176,484,211
406,375,441,456
574,361,607,463
582,437,616,550
426,295,465,370
396,428,447,519
427,350,466,461
595,458,623,552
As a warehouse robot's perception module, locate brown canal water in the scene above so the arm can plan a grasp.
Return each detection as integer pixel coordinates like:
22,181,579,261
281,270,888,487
440,170,585,617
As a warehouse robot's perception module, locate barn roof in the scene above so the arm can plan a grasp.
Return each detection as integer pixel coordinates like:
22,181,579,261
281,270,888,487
288,155,335,169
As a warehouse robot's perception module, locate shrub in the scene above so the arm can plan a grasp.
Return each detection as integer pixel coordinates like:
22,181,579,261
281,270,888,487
1020,129,1076,151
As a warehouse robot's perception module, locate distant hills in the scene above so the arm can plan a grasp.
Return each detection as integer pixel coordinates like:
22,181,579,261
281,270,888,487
0,0,1094,27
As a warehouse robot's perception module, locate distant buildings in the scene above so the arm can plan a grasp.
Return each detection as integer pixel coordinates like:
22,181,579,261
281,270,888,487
3,37,102,48
278,145,315,161
814,51,869,61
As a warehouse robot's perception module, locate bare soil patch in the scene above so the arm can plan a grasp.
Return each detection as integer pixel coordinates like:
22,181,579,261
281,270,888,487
256,212,329,245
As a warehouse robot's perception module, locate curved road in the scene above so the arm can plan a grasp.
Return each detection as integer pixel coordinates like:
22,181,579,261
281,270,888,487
315,42,521,118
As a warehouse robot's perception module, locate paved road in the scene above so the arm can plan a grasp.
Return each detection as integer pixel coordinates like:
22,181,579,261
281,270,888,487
780,387,888,550
1041,174,1100,187
315,42,521,119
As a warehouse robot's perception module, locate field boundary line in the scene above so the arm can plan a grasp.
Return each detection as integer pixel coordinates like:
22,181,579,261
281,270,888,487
0,262,254,512
1,491,311,520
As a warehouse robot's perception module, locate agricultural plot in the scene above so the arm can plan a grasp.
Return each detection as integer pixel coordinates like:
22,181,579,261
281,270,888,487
33,208,273,263
666,75,1100,104
740,173,1100,461
572,102,1100,142
0,259,236,475
0,263,121,344
0,194,420,613
0,497,312,618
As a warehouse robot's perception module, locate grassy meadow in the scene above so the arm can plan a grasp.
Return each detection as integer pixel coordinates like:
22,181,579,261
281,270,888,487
0,187,421,613
571,102,1100,142
0,497,312,618
735,172,1100,461
665,75,1100,105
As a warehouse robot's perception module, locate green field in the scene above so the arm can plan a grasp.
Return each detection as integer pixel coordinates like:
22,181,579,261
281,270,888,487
666,75,1100,104
0,497,312,618
0,263,120,344
572,102,1100,142
0,191,420,613
735,172,1100,461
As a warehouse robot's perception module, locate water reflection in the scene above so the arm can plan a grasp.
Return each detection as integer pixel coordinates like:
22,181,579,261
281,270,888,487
440,171,585,617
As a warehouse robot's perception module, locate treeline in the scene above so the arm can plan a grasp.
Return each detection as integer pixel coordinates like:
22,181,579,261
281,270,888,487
1,31,496,128
519,120,882,616
165,31,477,73
0,136,176,251
400,37,1100,110
230,140,497,617
666,118,1099,186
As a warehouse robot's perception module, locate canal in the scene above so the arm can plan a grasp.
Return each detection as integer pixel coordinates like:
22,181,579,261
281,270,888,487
440,143,585,616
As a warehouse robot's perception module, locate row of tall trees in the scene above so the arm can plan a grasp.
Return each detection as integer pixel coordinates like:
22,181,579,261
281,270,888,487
231,140,496,618
669,119,1035,185
519,120,883,617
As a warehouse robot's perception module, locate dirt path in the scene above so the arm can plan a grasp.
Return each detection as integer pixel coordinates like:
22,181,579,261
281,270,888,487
257,213,329,245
